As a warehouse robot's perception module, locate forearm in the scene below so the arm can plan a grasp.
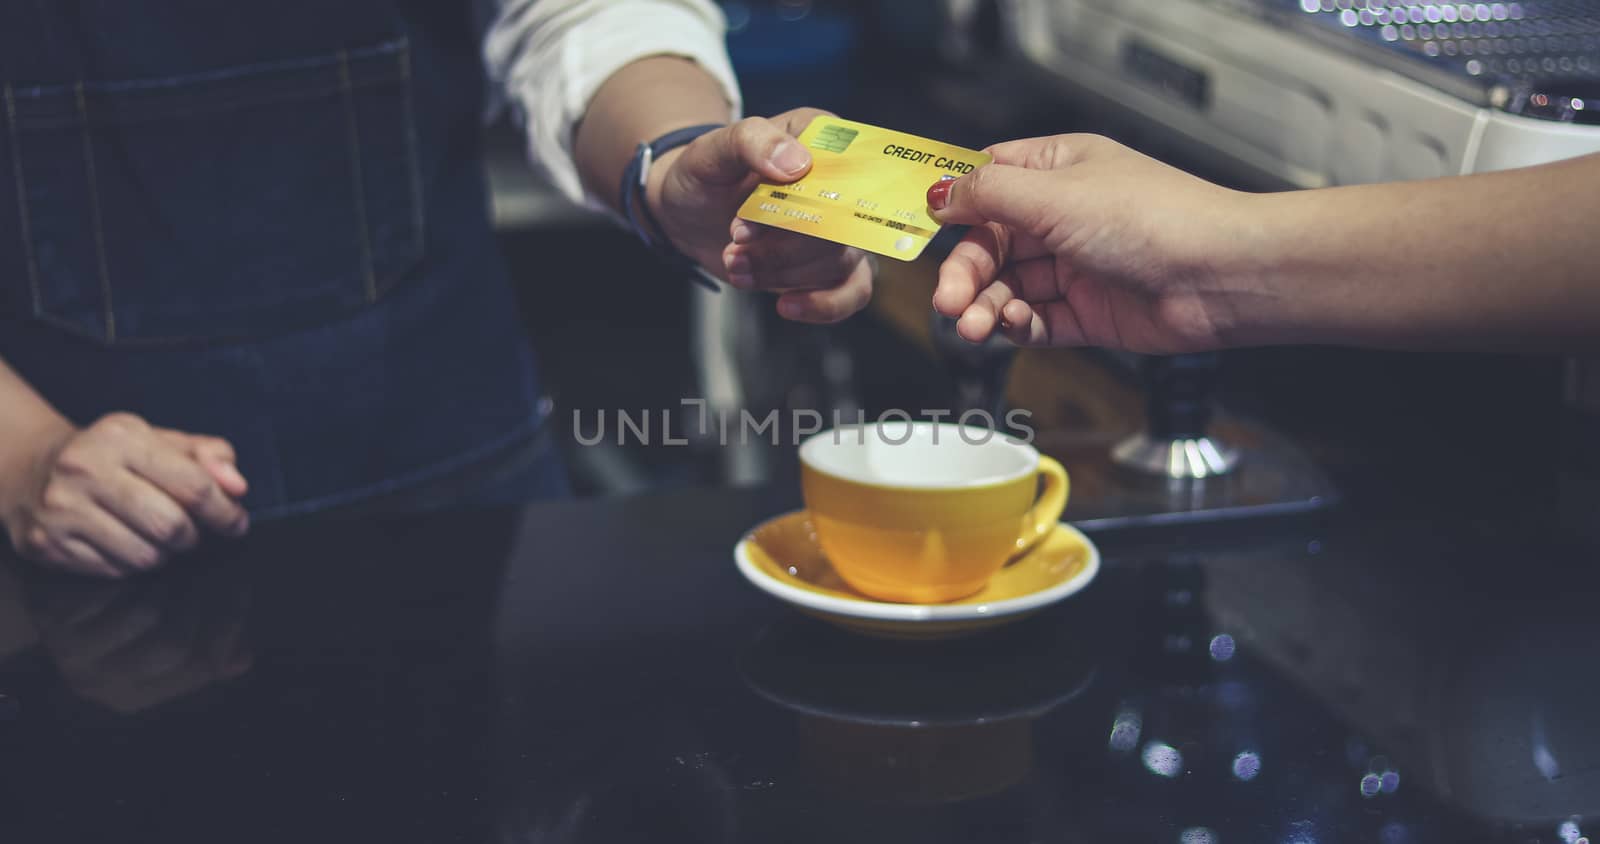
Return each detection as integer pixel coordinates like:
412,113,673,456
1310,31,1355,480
1228,154,1600,351
572,55,734,214
0,359,71,476
0,358,73,525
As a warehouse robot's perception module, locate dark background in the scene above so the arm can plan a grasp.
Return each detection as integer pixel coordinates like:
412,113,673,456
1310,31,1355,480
493,0,1566,520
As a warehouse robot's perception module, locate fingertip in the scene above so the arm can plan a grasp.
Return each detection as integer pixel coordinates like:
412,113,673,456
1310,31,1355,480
932,266,972,309
730,219,763,244
1003,315,1033,347
723,247,754,289
205,461,248,497
777,291,843,324
934,276,980,319
125,546,165,572
956,310,991,343
776,296,805,321
931,287,966,319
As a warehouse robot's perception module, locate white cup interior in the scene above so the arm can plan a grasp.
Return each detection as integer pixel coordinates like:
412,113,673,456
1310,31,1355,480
800,422,1038,489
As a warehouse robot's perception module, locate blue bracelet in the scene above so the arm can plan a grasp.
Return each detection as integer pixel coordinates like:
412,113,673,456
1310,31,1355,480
620,123,726,293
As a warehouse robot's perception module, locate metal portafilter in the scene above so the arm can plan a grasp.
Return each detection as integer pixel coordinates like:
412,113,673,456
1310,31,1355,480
1112,353,1240,479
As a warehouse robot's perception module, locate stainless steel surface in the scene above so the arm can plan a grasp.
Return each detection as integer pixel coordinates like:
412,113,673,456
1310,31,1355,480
1048,420,1334,530
1111,432,1242,479
1004,0,1600,190
1263,0,1600,121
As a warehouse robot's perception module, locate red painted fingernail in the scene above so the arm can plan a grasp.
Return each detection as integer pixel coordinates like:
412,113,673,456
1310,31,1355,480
927,179,953,211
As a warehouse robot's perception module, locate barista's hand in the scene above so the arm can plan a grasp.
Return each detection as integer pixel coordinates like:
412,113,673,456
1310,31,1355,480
0,413,249,578
928,133,1254,353
649,107,875,324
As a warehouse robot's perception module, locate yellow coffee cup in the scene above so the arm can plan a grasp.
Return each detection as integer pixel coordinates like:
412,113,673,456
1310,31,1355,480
799,421,1069,604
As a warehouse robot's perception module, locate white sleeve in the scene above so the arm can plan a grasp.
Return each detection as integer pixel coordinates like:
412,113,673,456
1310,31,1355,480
483,0,744,212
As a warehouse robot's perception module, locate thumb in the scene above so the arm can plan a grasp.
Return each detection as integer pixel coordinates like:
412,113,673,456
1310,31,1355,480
682,116,813,187
926,164,1060,235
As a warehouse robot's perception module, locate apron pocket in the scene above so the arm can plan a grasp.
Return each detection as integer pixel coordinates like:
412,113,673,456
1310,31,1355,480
0,37,423,345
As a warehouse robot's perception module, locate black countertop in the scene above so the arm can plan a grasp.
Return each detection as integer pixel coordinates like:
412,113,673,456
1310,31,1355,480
1,486,1596,844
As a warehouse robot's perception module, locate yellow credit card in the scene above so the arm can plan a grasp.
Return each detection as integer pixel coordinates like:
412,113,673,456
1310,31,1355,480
736,117,991,261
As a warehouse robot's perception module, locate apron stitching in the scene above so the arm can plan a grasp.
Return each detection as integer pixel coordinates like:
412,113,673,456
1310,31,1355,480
247,411,548,521
337,50,378,303
3,85,44,319
74,82,116,342
398,44,425,271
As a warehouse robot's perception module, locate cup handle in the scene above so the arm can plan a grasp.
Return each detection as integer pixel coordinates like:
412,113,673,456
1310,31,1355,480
1015,456,1070,558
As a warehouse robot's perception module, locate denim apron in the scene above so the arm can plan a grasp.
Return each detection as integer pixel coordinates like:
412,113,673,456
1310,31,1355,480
0,1,565,518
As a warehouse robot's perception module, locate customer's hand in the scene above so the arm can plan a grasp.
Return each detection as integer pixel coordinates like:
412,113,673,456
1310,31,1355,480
0,413,249,578
649,108,875,324
927,134,1253,353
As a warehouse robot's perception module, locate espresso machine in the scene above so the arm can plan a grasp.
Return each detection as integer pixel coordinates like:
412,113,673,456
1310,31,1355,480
997,0,1600,187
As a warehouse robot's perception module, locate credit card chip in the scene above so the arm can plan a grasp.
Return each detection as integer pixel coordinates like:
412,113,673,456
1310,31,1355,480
737,116,990,261
809,124,859,154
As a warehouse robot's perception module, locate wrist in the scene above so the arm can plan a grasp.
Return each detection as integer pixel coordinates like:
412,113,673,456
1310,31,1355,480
644,146,686,248
618,124,726,291
1195,190,1302,348
0,414,74,528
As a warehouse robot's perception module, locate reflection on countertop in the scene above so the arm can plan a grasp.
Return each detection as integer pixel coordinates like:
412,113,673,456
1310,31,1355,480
1,486,1596,843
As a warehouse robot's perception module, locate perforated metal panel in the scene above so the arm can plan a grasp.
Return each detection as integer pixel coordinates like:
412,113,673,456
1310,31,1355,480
1266,0,1600,122
1005,0,1600,186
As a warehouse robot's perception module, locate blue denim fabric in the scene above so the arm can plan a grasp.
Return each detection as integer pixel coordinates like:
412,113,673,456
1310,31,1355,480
0,2,563,517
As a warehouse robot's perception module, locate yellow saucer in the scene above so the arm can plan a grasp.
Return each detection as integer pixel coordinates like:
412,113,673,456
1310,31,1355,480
735,510,1100,639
